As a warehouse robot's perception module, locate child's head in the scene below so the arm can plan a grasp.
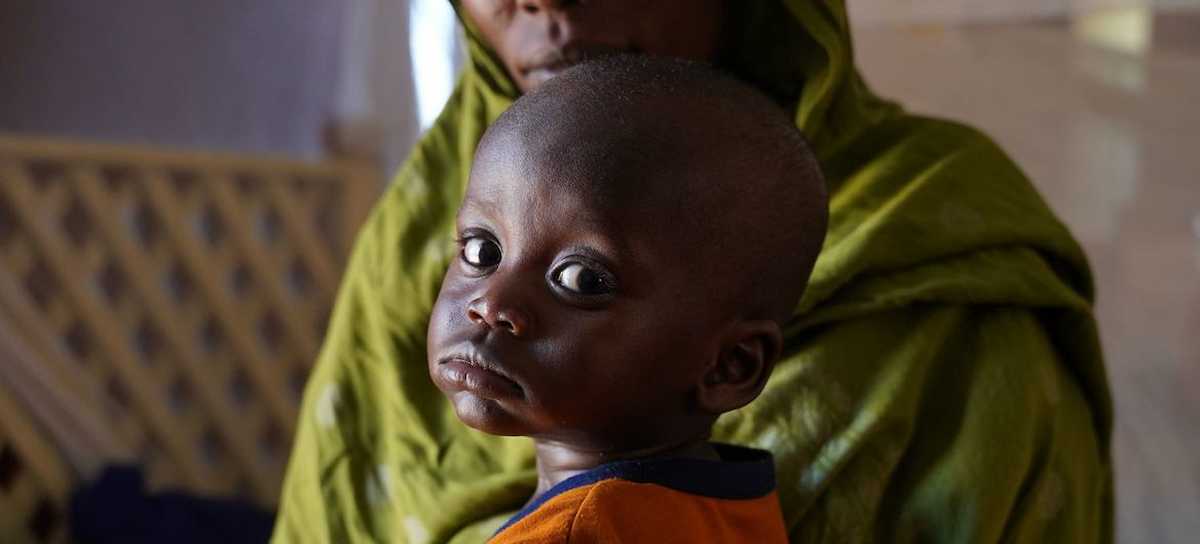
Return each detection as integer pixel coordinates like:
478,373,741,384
427,56,827,453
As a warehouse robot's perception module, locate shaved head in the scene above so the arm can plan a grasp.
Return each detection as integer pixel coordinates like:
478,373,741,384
430,56,829,446
475,56,828,324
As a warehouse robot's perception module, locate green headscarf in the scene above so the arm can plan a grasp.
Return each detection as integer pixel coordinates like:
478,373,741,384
273,1,1112,542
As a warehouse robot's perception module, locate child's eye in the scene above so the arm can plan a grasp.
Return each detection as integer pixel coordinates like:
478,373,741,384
552,262,614,296
461,236,502,268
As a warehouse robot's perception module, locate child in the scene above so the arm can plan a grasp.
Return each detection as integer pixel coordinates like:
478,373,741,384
426,56,828,543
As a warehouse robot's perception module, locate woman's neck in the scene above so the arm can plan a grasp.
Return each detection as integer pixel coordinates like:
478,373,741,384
527,435,720,504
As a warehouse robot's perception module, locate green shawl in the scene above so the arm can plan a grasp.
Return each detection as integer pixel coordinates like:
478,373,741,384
273,1,1113,542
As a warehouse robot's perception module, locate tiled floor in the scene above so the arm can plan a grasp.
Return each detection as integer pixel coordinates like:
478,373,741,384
854,11,1200,543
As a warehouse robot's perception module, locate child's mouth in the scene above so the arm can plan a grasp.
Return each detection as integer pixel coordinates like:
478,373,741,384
436,353,525,400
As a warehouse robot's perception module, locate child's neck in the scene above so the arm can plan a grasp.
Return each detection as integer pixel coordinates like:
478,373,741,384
528,436,720,504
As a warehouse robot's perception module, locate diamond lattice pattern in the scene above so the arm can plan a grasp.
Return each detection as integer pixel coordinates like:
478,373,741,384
0,136,376,539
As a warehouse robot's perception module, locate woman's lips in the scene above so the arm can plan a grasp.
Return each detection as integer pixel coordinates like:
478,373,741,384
522,61,577,88
524,67,563,88
519,46,633,88
436,357,524,400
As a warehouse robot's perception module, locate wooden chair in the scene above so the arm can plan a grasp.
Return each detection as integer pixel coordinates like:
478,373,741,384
0,380,71,543
0,134,378,541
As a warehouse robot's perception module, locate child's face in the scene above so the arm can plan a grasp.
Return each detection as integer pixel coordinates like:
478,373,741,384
426,135,727,451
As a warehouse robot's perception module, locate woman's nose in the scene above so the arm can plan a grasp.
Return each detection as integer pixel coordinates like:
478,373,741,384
466,296,530,337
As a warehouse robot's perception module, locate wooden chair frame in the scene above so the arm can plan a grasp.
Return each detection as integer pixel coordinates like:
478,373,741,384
0,134,378,541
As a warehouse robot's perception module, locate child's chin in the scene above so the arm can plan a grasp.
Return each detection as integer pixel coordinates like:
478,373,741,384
450,391,531,436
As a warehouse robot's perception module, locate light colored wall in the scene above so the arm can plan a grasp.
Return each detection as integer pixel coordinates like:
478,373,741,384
335,0,462,176
0,0,344,157
850,0,1065,26
848,0,1195,26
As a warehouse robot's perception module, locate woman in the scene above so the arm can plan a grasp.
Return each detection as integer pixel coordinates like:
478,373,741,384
274,1,1112,541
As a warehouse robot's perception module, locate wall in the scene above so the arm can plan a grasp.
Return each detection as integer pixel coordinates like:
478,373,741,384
848,0,1197,26
0,0,344,158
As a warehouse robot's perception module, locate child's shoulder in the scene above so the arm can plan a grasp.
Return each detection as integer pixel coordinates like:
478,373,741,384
493,478,787,543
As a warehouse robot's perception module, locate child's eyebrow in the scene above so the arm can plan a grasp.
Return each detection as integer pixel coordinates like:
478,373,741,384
560,224,642,277
456,196,502,222
563,238,624,267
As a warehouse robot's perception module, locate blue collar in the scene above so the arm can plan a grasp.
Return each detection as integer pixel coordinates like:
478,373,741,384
497,443,776,535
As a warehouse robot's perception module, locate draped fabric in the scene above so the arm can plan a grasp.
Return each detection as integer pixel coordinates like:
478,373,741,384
272,1,1113,542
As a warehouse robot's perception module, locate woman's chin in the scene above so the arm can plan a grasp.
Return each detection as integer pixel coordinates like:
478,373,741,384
450,391,530,436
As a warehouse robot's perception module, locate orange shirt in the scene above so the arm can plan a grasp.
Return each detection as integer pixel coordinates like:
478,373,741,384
491,444,788,543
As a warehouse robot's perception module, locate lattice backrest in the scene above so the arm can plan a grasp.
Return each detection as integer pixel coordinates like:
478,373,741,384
0,385,70,544
0,135,376,507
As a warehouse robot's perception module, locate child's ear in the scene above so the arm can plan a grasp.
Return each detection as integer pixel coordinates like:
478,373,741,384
697,319,783,414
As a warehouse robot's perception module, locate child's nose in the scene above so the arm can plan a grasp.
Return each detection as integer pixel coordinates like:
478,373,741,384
466,296,530,337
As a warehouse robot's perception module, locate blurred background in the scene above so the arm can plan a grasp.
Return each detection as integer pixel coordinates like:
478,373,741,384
0,0,1196,542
